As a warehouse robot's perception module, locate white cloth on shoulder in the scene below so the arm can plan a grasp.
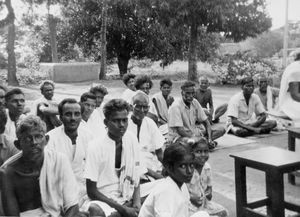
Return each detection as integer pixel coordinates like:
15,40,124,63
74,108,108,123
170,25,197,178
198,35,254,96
278,61,300,122
122,88,136,105
266,86,273,111
86,107,107,137
1,149,79,217
152,92,169,123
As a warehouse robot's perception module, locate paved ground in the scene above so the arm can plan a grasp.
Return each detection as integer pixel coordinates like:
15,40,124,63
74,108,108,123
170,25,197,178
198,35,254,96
20,79,300,217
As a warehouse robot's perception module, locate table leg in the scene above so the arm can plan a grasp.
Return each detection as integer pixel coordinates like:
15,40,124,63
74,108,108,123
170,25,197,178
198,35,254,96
266,169,284,217
235,160,247,217
288,132,296,185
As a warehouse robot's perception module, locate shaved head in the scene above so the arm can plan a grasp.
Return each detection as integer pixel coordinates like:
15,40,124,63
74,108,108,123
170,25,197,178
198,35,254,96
132,90,149,105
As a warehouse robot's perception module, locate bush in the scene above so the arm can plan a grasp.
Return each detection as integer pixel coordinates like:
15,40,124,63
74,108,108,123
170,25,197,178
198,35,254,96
212,51,278,84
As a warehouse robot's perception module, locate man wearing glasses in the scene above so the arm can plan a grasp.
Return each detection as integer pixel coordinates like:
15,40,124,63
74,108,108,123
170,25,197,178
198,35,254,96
227,77,277,137
127,91,165,181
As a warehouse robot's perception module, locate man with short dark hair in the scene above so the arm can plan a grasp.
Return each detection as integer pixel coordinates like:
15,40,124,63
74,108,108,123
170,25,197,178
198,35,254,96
32,80,62,132
80,92,97,123
88,85,108,135
1,115,85,217
227,77,277,137
84,99,146,217
121,73,136,104
168,81,224,149
152,78,174,127
4,88,26,140
47,98,93,204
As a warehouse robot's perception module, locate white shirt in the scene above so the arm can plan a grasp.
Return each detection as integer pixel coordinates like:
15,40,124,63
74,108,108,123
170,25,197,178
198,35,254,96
84,131,146,204
31,96,59,115
127,115,164,171
87,107,107,138
227,92,265,124
139,177,190,217
121,88,136,105
47,125,93,197
4,109,25,140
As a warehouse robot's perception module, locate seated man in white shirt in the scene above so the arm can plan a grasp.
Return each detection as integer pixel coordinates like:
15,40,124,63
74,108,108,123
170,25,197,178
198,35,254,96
121,73,136,105
227,77,277,137
84,99,146,217
47,98,93,204
134,75,158,124
88,85,108,136
32,80,61,132
128,91,165,181
4,88,26,140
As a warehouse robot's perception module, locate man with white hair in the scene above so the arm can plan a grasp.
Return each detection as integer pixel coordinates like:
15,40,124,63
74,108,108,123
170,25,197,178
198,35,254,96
128,91,165,180
32,80,61,132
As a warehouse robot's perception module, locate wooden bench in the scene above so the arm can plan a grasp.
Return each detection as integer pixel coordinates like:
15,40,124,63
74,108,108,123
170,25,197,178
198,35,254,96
230,147,300,217
288,127,300,185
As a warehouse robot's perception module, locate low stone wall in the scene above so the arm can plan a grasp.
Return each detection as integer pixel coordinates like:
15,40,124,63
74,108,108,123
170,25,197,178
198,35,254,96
39,62,100,82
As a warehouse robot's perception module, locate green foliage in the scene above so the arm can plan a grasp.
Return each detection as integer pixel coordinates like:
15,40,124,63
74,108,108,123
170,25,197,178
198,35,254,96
212,51,277,84
245,31,283,58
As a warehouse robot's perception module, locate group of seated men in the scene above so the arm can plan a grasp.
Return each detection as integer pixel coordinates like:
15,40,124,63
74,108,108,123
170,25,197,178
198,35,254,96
0,73,278,216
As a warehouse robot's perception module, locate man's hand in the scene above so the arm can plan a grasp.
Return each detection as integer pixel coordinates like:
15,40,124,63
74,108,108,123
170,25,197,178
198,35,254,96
122,206,138,217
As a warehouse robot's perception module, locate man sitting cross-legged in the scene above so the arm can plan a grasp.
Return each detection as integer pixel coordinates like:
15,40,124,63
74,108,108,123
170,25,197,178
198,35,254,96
168,81,225,150
0,115,86,217
128,91,165,181
227,77,277,137
47,98,93,205
195,76,227,124
83,99,146,217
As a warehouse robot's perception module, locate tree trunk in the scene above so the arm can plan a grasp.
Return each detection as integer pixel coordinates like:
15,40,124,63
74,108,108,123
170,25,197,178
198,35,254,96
117,55,130,77
5,0,18,86
188,21,198,82
48,14,58,63
99,0,107,80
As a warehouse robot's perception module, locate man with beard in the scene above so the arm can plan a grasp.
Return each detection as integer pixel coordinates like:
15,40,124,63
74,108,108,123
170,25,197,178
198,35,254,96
32,80,61,132
4,88,26,140
168,81,224,150
0,115,85,217
47,98,93,205
227,77,277,137
84,99,146,217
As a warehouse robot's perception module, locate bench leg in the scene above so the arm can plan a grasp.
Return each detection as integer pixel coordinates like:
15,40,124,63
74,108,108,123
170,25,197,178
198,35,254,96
235,160,247,217
288,133,296,185
266,170,285,217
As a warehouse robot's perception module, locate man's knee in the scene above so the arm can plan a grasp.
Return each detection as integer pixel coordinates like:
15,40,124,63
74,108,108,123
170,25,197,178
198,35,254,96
88,203,106,217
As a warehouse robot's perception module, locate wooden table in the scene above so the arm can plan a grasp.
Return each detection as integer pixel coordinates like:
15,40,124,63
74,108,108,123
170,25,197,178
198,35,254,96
230,147,300,217
288,127,300,184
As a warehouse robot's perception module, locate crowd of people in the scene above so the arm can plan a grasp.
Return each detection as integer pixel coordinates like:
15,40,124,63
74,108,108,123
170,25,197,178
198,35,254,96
0,52,299,217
